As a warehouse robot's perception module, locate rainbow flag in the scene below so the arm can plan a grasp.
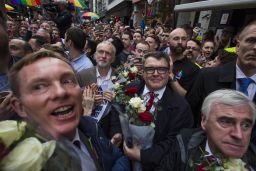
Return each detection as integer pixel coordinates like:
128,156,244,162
11,0,41,6
68,0,88,9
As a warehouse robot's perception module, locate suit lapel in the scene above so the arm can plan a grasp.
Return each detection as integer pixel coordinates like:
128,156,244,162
154,87,171,136
218,61,236,89
78,130,101,171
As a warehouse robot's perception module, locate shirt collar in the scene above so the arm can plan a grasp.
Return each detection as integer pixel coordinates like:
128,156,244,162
71,128,81,144
236,64,256,82
205,140,214,156
71,53,84,62
142,85,166,100
96,67,112,80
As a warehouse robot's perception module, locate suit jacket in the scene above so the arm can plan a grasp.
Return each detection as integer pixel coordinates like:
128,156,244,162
186,61,236,126
79,116,130,171
186,61,256,143
156,128,256,171
128,81,194,171
77,67,122,138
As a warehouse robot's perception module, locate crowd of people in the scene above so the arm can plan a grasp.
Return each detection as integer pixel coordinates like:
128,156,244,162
0,2,256,171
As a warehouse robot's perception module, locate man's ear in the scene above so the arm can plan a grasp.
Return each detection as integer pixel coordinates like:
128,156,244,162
236,40,240,53
201,114,207,130
10,96,27,118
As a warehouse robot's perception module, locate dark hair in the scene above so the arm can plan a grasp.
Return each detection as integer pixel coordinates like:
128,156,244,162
189,38,201,47
238,20,256,40
9,50,73,97
86,39,97,57
65,27,87,51
31,35,47,47
23,42,33,54
218,49,237,65
143,51,170,68
42,44,67,58
122,31,133,40
109,36,124,55
146,34,161,49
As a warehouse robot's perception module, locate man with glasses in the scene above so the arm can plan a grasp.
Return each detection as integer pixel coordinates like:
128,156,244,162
157,89,256,170
123,51,193,171
184,39,202,68
169,28,200,97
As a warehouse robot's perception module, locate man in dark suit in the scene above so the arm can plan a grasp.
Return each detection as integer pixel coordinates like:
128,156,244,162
157,89,256,171
9,50,130,171
123,51,193,170
77,41,122,147
186,21,256,132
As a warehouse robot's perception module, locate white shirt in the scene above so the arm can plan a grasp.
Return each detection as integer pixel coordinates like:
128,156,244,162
236,64,256,100
72,129,97,171
142,85,166,113
96,67,114,91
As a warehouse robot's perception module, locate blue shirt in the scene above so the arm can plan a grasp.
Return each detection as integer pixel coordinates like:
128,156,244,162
0,73,9,91
71,53,94,72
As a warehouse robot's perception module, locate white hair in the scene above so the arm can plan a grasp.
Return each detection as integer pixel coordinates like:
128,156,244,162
96,40,116,57
201,89,256,124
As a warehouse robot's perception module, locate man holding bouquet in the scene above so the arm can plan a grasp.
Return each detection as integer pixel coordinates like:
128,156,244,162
123,51,193,170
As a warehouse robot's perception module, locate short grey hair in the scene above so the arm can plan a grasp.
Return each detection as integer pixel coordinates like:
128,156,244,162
201,89,256,124
96,40,116,57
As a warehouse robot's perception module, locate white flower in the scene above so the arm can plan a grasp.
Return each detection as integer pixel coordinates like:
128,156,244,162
0,137,56,171
138,104,146,113
111,76,117,80
0,120,26,147
223,158,246,171
122,71,128,77
129,97,144,109
130,66,138,73
113,82,120,89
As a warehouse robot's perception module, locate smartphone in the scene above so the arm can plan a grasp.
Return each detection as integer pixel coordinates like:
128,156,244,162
0,91,10,103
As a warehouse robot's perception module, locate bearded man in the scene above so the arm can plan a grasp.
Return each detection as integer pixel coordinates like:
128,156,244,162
168,28,200,97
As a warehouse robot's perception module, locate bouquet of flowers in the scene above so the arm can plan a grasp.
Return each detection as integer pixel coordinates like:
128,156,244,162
112,65,159,127
191,148,249,171
112,65,159,171
0,120,81,171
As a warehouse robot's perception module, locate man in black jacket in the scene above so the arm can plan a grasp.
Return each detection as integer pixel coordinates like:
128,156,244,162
186,21,256,131
157,89,256,171
123,51,193,170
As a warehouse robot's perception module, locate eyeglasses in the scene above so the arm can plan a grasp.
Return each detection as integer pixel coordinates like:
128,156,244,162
144,67,169,74
186,46,200,51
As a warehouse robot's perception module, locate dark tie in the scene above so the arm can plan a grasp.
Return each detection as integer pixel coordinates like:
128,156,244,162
73,140,81,150
238,78,254,96
146,92,155,111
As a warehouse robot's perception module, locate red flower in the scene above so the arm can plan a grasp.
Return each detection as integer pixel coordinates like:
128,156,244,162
128,72,136,80
138,111,154,123
125,88,139,96
198,163,206,171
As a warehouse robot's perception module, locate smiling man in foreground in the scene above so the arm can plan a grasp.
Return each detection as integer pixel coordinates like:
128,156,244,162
8,50,129,171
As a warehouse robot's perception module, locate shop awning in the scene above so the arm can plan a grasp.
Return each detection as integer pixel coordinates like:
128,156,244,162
174,0,256,12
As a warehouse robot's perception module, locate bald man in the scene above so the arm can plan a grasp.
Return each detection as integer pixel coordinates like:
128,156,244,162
168,28,200,97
